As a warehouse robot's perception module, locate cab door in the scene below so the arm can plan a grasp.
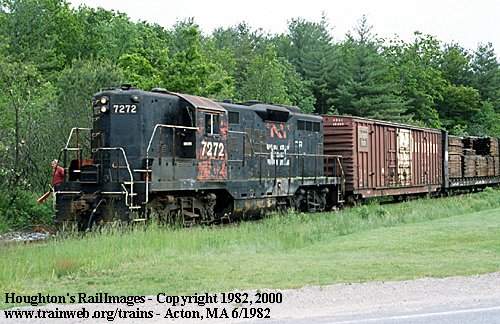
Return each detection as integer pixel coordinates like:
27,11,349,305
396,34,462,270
196,110,228,181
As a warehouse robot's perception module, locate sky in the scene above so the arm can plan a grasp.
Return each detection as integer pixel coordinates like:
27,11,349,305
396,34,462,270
68,0,500,52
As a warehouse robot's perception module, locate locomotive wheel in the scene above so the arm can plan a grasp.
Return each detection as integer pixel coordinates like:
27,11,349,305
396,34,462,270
150,193,218,227
306,190,326,213
294,188,327,213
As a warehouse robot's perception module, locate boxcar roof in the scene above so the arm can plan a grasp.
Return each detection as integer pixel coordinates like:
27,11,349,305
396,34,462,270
324,114,443,133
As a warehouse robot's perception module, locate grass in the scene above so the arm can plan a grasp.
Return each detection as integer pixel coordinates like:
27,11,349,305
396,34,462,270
1,189,500,307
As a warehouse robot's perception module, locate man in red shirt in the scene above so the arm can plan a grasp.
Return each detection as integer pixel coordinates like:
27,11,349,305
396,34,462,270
51,159,65,189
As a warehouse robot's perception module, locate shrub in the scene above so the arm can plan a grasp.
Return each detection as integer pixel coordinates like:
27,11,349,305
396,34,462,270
0,189,54,232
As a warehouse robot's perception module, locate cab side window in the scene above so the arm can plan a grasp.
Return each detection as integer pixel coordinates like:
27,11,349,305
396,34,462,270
205,114,220,136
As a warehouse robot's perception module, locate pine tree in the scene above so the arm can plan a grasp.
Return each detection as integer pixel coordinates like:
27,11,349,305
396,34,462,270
277,16,335,114
439,43,472,86
334,16,408,122
470,43,500,112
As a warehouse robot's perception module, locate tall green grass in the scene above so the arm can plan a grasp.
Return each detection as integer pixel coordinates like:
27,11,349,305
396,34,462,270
1,189,500,303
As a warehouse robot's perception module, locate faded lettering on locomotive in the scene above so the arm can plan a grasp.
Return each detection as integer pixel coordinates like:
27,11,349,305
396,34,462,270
265,122,291,166
196,110,228,181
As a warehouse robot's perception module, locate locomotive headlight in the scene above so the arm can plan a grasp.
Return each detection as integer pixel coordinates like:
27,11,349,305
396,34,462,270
100,96,108,105
100,106,108,113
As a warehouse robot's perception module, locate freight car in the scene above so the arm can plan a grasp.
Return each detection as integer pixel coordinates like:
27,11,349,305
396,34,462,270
323,115,444,201
55,86,344,229
446,136,500,188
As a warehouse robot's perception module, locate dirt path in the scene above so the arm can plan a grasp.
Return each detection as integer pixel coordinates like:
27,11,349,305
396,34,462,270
3,272,500,323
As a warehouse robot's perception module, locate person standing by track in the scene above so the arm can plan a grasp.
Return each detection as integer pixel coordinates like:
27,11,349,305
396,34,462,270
51,159,65,191
37,160,65,204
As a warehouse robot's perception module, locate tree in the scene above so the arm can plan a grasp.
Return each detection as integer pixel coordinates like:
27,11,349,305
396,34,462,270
281,60,316,113
118,53,162,90
470,43,500,112
76,6,139,62
239,46,289,104
0,58,57,193
163,21,234,99
55,59,124,139
0,0,82,72
207,22,315,111
439,43,472,86
384,33,446,127
276,16,335,113
468,101,500,136
437,84,481,130
207,22,272,102
334,16,408,121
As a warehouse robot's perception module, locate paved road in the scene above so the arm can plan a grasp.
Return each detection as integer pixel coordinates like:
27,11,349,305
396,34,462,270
333,306,500,324
261,303,500,324
251,272,500,324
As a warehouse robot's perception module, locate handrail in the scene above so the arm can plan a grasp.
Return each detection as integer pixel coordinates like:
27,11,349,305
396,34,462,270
338,156,345,179
57,127,92,183
65,127,91,149
252,152,345,179
146,124,198,154
145,124,199,204
95,147,135,208
253,152,343,158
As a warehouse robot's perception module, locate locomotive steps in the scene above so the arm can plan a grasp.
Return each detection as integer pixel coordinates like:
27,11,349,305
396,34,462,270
1,188,500,308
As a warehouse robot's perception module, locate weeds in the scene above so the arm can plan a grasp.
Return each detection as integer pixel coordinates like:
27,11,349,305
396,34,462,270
54,259,81,278
0,190,54,232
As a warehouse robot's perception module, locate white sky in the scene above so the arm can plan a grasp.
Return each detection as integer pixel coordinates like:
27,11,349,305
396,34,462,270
68,0,500,52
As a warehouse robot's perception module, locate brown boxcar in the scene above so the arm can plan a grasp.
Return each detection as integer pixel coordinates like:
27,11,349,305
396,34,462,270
323,115,443,199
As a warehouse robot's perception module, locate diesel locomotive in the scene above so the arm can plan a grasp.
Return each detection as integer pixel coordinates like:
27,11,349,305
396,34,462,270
55,85,345,229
